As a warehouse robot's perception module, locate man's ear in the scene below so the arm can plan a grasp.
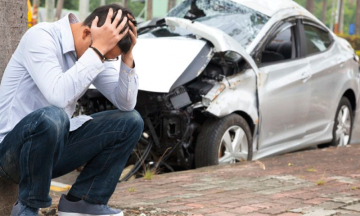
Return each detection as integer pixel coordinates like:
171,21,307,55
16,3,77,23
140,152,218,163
82,27,91,40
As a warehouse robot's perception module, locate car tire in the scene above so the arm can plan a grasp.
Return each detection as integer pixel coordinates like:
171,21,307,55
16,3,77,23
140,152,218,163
330,97,353,146
194,114,253,168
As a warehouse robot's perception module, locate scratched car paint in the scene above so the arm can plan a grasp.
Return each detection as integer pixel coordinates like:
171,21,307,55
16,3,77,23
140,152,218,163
78,0,360,175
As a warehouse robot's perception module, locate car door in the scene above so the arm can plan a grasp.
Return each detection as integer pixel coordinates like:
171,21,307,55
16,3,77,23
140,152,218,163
257,19,312,150
301,20,346,137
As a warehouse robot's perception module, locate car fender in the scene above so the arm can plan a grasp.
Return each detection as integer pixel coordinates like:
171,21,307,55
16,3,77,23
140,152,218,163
165,17,260,132
203,69,259,124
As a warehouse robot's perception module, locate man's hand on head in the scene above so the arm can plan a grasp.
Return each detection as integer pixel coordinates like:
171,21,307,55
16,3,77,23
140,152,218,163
90,8,129,57
121,14,137,68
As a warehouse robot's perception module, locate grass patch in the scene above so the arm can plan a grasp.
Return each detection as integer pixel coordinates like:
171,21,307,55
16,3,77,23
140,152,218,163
134,147,172,181
316,170,327,186
128,187,136,192
306,167,316,172
143,168,157,180
316,180,325,185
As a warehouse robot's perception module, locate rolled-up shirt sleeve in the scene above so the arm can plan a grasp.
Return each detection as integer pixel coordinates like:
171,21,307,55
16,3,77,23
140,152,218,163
92,60,139,111
21,28,105,108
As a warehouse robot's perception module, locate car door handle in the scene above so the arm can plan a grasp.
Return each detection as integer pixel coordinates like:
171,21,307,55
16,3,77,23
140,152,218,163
301,72,311,83
301,72,310,79
337,58,345,67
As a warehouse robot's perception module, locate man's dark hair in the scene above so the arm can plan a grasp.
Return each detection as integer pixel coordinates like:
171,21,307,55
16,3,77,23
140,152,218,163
83,4,136,54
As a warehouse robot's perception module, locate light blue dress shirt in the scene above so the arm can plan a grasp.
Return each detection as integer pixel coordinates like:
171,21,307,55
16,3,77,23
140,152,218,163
0,13,139,143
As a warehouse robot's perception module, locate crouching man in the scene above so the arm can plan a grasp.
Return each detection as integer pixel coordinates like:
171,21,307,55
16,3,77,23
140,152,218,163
0,4,143,216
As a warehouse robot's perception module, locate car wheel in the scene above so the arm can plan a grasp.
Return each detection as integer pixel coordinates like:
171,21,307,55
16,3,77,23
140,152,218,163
330,97,353,146
195,114,253,168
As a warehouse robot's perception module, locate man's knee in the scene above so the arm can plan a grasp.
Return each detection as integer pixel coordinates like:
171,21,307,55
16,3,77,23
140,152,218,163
30,106,69,135
126,110,144,136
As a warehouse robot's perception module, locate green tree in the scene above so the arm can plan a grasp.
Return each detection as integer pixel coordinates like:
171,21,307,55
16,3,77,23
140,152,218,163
294,0,356,34
33,0,144,17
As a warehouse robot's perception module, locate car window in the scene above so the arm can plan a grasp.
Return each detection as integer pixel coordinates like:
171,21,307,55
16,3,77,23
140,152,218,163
165,0,269,49
304,24,332,55
261,25,296,64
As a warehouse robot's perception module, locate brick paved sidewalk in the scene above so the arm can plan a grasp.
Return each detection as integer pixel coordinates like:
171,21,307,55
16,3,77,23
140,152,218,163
50,145,360,216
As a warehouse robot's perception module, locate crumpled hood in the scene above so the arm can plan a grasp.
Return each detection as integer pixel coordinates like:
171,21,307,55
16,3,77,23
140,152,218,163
132,36,207,93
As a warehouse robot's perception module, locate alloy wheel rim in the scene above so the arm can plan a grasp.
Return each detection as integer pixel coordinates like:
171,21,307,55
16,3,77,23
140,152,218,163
335,105,351,146
218,126,248,164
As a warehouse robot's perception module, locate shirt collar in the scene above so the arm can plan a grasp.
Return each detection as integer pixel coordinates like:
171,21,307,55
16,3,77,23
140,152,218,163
59,13,80,54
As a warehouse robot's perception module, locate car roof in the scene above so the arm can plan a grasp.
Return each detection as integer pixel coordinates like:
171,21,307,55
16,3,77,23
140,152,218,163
233,0,308,17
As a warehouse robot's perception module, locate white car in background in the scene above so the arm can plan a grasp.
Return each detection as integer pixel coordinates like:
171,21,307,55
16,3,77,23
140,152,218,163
80,0,360,178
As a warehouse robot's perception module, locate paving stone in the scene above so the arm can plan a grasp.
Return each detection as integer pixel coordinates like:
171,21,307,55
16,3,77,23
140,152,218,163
243,213,270,216
256,183,315,195
317,201,347,210
335,209,360,216
302,209,337,216
174,193,203,199
331,196,360,204
330,176,359,184
341,203,360,212
205,211,237,216
49,144,360,216
290,206,321,214
258,206,289,215
228,206,259,214
303,197,330,205
188,207,224,214
277,213,303,216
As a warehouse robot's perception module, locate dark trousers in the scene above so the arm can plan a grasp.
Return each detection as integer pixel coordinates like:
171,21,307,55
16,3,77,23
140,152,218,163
0,106,143,208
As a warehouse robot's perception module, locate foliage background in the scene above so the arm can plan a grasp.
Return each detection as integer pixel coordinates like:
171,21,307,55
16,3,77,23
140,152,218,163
31,0,358,34
31,0,145,17
293,0,357,34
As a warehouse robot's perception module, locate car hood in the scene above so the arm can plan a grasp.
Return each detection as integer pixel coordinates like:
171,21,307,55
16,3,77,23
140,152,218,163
132,36,208,93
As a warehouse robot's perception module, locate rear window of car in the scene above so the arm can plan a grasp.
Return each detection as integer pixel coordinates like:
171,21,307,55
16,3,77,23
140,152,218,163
304,24,332,56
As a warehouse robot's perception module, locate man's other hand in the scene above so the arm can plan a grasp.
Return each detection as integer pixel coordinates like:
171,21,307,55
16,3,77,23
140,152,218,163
121,14,137,68
91,8,129,55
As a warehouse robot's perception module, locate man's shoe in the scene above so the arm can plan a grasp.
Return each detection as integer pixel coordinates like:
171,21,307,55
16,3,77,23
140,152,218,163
10,200,39,216
58,194,123,216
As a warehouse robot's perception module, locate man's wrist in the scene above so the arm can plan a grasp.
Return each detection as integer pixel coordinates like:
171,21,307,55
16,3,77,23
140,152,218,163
90,42,108,56
121,52,134,68
89,46,105,62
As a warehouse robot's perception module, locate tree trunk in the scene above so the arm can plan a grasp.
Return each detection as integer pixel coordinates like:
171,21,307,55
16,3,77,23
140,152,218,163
147,0,153,20
306,0,315,13
339,0,344,34
0,0,27,84
322,0,328,23
45,0,55,22
32,0,40,25
0,0,26,213
123,0,129,8
55,0,64,21
168,0,176,12
79,0,89,21
0,177,18,215
356,0,360,35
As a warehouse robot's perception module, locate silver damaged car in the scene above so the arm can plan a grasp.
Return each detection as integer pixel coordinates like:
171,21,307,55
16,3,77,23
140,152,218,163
78,0,360,177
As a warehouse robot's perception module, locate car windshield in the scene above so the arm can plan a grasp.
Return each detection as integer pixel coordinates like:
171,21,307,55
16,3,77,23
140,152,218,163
159,0,269,48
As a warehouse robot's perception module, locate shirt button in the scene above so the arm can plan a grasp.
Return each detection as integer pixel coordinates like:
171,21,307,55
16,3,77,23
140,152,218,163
96,69,100,73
